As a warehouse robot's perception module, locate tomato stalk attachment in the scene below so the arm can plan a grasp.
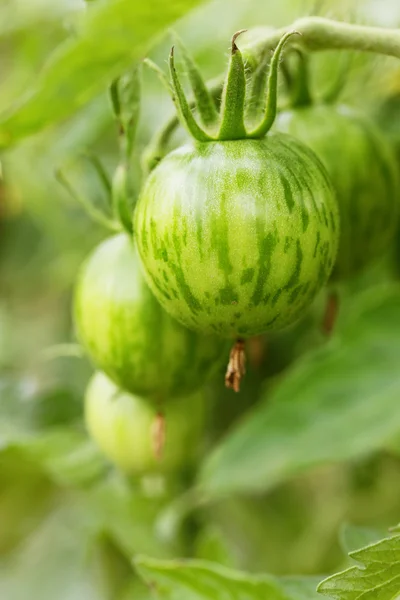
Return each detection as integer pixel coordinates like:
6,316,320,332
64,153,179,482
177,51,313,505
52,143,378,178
225,339,246,393
151,411,166,462
168,30,300,142
322,289,340,336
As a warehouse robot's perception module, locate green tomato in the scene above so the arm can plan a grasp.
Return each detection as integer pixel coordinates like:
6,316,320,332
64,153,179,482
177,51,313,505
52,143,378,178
74,234,227,399
134,135,339,338
85,372,204,474
276,104,399,279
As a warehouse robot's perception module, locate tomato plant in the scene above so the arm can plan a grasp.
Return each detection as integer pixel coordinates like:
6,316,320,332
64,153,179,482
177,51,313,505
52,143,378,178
2,3,400,599
74,233,227,399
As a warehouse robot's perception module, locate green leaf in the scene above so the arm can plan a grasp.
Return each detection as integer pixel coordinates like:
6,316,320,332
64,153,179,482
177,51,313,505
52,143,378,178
318,533,400,600
0,0,206,147
85,477,178,559
135,556,321,600
0,503,101,600
200,285,400,497
0,376,107,486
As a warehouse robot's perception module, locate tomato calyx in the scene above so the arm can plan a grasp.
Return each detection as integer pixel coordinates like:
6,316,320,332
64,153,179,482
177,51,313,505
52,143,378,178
169,30,300,142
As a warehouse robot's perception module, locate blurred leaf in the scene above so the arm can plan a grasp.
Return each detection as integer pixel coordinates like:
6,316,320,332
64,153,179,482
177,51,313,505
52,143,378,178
200,285,400,497
318,533,400,600
194,526,235,567
136,556,320,600
339,524,388,554
0,0,206,147
84,476,180,559
25,429,108,487
0,376,107,486
0,450,55,555
0,499,127,600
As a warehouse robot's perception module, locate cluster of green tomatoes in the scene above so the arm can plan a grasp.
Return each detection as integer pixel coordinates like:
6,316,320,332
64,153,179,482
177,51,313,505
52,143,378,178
72,30,399,475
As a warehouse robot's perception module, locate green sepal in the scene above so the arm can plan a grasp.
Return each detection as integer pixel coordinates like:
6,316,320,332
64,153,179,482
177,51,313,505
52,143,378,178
109,79,121,120
174,34,219,130
109,65,142,160
169,46,214,142
218,30,247,141
141,75,224,176
322,52,352,104
247,30,300,138
245,46,272,126
289,48,312,108
111,163,134,235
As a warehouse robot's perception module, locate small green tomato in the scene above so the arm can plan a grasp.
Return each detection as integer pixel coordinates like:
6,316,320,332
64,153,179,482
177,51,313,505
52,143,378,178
74,234,227,399
84,372,204,474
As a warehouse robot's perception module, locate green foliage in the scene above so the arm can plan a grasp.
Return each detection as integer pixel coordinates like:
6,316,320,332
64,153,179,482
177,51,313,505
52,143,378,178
0,0,206,147
318,532,400,600
200,285,400,496
136,556,321,600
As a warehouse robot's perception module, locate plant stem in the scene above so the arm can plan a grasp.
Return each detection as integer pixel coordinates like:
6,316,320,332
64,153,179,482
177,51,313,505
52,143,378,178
242,17,400,61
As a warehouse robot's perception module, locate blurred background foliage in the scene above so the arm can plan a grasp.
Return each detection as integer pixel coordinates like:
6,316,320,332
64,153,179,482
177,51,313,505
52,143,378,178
1,0,400,598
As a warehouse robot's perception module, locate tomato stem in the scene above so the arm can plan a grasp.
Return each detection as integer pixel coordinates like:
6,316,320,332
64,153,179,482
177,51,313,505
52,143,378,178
151,411,166,462
322,289,340,336
225,338,246,393
241,17,400,63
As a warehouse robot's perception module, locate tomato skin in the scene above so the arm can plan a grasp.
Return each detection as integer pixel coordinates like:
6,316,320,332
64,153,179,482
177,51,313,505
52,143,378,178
85,372,204,474
134,134,339,338
74,234,227,399
276,104,399,279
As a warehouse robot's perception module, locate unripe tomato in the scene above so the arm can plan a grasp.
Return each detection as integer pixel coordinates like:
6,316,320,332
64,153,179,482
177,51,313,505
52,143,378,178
84,372,203,474
74,234,227,398
134,135,339,338
276,105,399,279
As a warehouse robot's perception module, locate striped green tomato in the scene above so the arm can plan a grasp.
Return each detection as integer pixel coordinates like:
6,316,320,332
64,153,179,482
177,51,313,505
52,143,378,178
134,134,339,338
85,372,204,474
276,105,399,279
74,234,227,399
